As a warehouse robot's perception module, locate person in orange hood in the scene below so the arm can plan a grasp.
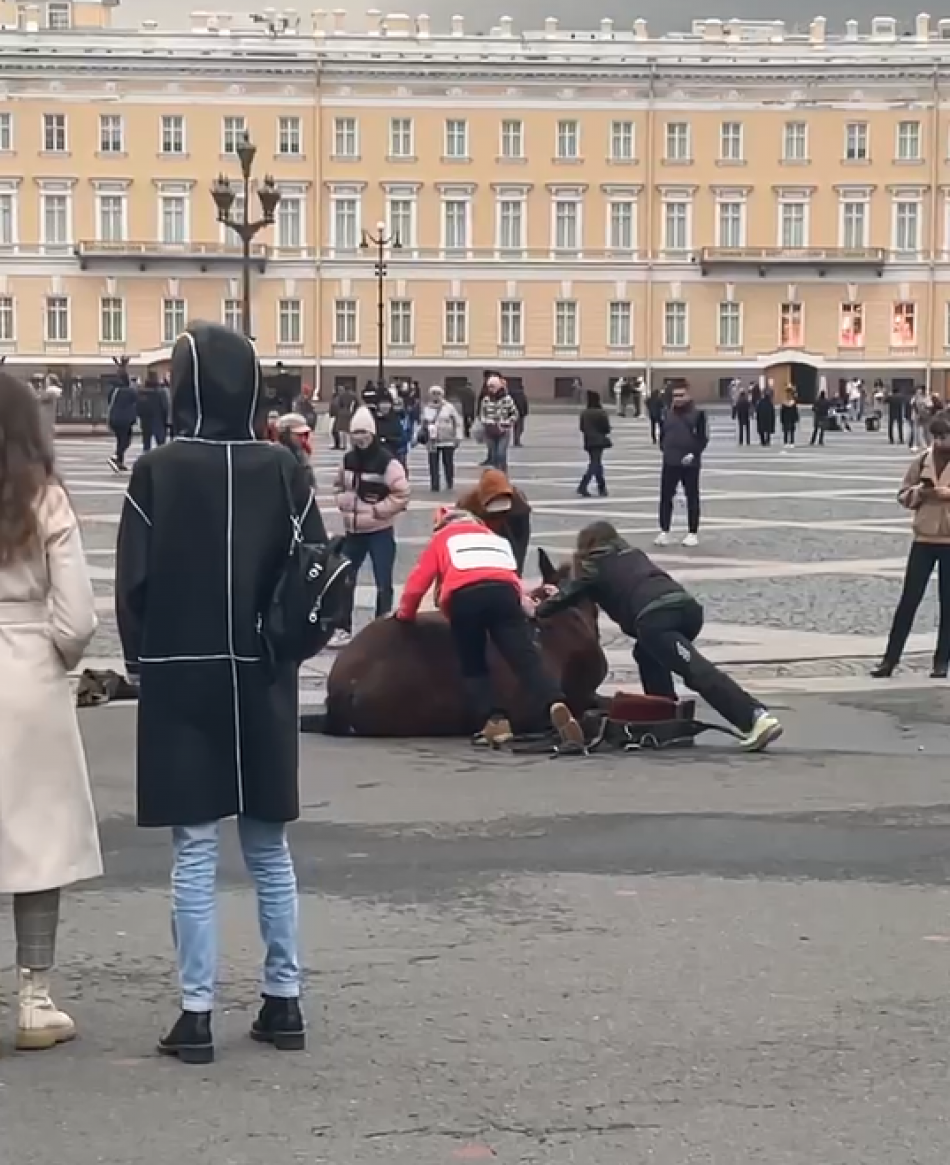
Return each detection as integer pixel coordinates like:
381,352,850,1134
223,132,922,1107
457,468,531,575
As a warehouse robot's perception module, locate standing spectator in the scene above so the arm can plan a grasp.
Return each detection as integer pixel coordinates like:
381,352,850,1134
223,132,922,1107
734,388,752,446
0,373,102,1051
329,383,356,451
631,376,644,418
909,386,933,452
293,383,318,431
271,362,296,415
656,384,708,548
137,371,170,453
33,373,63,452
780,392,800,446
420,385,461,492
107,372,138,473
810,390,830,446
375,394,408,467
478,375,519,474
646,387,665,445
275,412,315,488
508,380,529,447
117,324,327,1064
361,379,380,412
455,380,476,439
756,389,776,447
330,406,410,647
577,390,612,498
872,412,950,680
887,384,905,445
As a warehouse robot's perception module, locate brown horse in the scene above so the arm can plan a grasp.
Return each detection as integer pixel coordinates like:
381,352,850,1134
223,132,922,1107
322,549,607,737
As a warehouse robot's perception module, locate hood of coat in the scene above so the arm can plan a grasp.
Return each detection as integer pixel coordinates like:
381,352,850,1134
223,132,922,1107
586,390,602,409
459,468,530,519
170,322,261,440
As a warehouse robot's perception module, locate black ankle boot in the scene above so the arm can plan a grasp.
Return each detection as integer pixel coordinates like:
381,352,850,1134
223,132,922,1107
932,663,949,680
250,996,306,1051
870,661,896,679
158,1010,213,1064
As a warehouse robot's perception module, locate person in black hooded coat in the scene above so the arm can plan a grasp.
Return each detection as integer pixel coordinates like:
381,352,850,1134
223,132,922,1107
115,322,327,1063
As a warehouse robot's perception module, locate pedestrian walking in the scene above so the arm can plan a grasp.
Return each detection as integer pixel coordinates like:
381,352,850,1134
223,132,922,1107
908,386,933,452
116,323,328,1064
477,375,519,473
780,393,800,446
455,381,476,439
374,394,408,467
577,390,611,498
756,389,776,446
107,373,138,473
508,380,529,447
810,390,830,446
329,384,356,450
136,371,170,452
537,521,784,750
646,387,664,444
872,411,950,680
655,383,707,548
420,385,462,492
0,373,102,1051
734,388,752,446
887,384,905,444
329,406,410,647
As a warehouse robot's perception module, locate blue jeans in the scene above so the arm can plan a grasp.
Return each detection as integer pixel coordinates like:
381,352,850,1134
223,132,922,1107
171,817,300,1013
484,430,511,474
339,527,397,631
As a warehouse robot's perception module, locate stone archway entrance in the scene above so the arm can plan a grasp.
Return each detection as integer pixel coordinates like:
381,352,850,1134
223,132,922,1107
759,350,823,405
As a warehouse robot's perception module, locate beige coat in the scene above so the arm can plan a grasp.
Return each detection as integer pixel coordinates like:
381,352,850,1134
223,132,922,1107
898,449,950,545
0,484,103,893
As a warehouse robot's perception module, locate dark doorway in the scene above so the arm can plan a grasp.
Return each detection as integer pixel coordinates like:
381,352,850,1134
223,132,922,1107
506,375,525,397
789,362,818,404
554,376,582,400
333,375,357,393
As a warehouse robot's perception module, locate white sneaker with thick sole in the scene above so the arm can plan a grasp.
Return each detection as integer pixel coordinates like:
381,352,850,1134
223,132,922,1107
654,531,671,547
16,969,76,1051
328,629,352,649
682,533,699,547
740,712,783,753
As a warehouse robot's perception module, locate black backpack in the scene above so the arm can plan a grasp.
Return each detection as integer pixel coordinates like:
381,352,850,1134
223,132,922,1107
263,476,355,667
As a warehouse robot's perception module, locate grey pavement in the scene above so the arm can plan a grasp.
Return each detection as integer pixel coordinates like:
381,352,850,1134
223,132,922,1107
4,413,950,1164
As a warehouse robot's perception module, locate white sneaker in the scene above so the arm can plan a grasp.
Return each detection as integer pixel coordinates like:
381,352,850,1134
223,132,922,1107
654,531,671,547
740,711,783,753
328,629,352,649
682,533,699,548
16,969,76,1050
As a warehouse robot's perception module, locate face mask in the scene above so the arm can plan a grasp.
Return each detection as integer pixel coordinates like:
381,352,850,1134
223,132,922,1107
351,432,373,450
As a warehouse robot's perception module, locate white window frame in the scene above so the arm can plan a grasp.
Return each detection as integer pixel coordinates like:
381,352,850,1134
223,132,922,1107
278,298,303,345
783,121,808,162
44,295,70,343
556,119,580,161
444,299,468,346
495,190,526,256
0,182,19,250
778,199,809,249
780,302,804,347
99,114,124,154
665,122,691,162
554,299,578,349
158,191,190,246
839,197,869,250
440,195,472,255
389,117,414,159
42,113,67,153
277,115,302,157
444,118,469,160
551,194,582,255
499,299,523,347
845,122,869,162
607,300,632,349
715,199,746,249
47,2,70,30
0,112,12,153
223,298,242,331
99,295,125,345
663,301,688,348
0,294,15,342
717,301,742,349
162,297,187,345
500,119,524,160
40,187,71,250
839,302,865,348
333,117,359,160
329,189,361,254
662,198,692,254
610,120,635,162
276,193,305,251
222,115,247,156
607,199,636,253
334,298,358,345
386,190,417,251
892,301,917,347
896,121,922,162
388,299,413,347
892,197,922,255
719,121,744,162
96,190,128,244
160,115,185,156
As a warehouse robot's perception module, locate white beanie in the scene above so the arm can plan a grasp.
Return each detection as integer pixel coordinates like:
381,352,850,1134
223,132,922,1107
350,405,376,435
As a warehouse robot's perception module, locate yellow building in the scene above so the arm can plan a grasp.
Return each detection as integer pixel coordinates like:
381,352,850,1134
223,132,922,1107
3,5,950,399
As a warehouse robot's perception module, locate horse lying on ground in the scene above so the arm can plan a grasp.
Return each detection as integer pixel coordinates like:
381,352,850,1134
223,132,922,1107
320,549,607,737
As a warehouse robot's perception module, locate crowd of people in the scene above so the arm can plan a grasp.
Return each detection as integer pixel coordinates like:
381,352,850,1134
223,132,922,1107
0,336,948,1063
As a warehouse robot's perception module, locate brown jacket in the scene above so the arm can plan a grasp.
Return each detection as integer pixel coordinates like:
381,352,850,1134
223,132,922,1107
898,448,950,544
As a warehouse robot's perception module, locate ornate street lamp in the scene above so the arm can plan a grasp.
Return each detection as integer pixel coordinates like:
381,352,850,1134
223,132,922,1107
360,220,402,390
211,133,281,337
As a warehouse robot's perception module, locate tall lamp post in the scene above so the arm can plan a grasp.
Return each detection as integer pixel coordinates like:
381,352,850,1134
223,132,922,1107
360,220,401,390
211,134,281,337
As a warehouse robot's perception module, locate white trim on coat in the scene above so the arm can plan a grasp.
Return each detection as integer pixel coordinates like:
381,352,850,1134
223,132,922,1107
225,443,246,815
124,493,152,527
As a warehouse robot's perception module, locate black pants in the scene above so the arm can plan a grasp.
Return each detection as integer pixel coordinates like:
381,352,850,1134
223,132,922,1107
111,424,133,467
579,447,607,495
448,581,562,726
634,600,761,734
888,414,904,444
513,416,526,447
810,420,825,446
782,424,796,445
659,463,700,535
463,414,473,439
141,422,166,452
758,427,772,446
428,445,456,491
737,417,751,445
649,417,660,444
882,543,950,668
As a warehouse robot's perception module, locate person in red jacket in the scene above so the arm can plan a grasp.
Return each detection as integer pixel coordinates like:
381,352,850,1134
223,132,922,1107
395,508,585,749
